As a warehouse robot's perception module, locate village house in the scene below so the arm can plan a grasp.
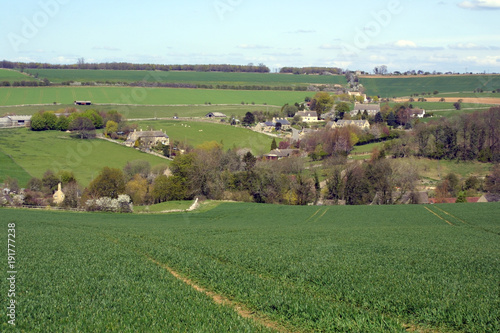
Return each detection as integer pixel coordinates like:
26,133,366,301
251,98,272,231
125,129,169,148
328,120,370,129
350,103,380,117
348,91,367,102
296,111,319,122
205,112,227,118
0,115,32,128
410,108,426,118
263,149,300,160
254,121,275,132
272,118,291,130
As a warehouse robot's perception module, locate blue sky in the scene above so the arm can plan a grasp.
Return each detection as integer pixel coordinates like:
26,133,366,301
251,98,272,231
1,0,500,73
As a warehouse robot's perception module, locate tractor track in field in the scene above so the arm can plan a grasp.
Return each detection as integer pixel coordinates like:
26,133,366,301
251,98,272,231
100,233,297,332
101,230,446,333
146,256,298,333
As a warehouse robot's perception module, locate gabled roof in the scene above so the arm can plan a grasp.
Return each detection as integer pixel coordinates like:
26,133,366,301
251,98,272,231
274,119,290,125
353,104,380,111
8,115,32,121
265,149,298,158
131,131,168,138
206,112,227,117
264,121,275,127
296,111,318,118
336,120,369,126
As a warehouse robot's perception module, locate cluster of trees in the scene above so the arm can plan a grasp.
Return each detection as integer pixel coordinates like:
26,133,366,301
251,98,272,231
1,79,50,86
384,107,500,162
0,60,270,73
280,67,342,75
30,109,126,139
325,156,420,205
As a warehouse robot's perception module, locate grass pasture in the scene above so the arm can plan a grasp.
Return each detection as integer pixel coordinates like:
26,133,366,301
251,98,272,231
134,119,278,155
0,128,167,187
1,202,499,332
23,69,347,87
0,69,38,82
0,86,310,106
0,150,32,187
360,75,500,97
0,104,281,119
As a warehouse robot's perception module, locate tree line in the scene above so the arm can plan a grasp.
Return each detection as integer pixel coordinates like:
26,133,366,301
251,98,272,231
280,67,342,75
0,60,270,73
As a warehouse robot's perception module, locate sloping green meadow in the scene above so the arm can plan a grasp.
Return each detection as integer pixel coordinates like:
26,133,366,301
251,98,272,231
0,86,310,106
360,75,500,97
0,69,38,82
1,203,499,332
0,150,32,187
0,128,167,187
135,119,277,155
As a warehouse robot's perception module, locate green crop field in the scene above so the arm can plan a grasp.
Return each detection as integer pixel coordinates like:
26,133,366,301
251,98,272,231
0,128,167,187
134,120,278,155
1,203,499,332
0,104,281,119
23,69,347,87
360,75,500,97
0,69,38,82
0,150,32,187
0,86,310,106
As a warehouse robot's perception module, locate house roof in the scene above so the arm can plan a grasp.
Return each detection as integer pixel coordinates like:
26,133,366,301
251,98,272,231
130,131,168,138
206,112,227,117
353,104,380,111
336,120,369,127
478,193,500,202
264,121,275,126
297,111,318,118
265,149,298,158
8,115,32,121
274,119,290,125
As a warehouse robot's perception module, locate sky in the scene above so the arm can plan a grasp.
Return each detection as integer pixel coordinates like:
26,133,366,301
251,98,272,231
1,0,500,73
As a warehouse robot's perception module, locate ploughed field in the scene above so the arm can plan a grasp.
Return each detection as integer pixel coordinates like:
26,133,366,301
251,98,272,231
1,203,499,332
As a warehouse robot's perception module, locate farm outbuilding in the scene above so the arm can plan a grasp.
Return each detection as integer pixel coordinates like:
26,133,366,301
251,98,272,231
0,115,32,128
74,101,92,105
206,112,227,118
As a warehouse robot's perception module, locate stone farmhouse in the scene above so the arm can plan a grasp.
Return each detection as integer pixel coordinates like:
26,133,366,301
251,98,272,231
0,115,32,128
296,111,319,122
272,118,291,130
350,103,380,117
125,129,169,148
328,120,370,129
254,121,276,132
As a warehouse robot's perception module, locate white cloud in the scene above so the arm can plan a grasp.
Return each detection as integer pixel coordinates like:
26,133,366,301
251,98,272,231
394,40,417,48
449,42,486,49
319,44,341,50
458,0,500,9
463,55,500,66
237,44,270,49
